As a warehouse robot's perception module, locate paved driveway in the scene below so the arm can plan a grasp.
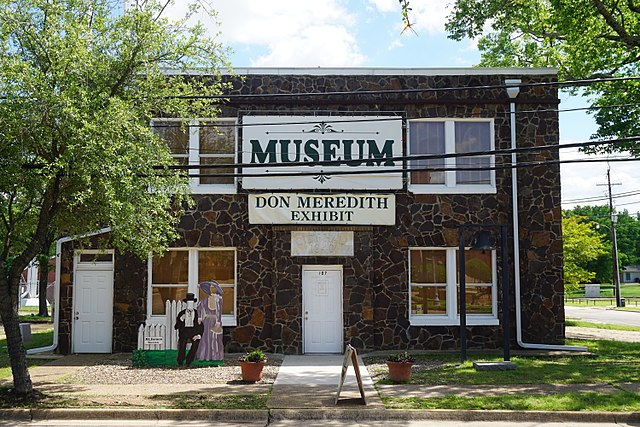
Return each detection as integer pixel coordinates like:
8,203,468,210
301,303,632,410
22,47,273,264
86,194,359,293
565,306,640,327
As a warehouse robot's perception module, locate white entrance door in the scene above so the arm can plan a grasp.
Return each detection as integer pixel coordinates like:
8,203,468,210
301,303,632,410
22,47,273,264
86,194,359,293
73,254,114,353
302,267,343,353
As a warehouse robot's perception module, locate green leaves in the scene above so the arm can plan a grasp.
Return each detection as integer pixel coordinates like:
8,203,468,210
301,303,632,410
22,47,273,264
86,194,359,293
562,215,607,290
0,0,229,261
443,0,640,145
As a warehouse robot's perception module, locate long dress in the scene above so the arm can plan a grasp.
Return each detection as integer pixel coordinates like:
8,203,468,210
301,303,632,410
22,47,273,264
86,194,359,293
195,293,224,361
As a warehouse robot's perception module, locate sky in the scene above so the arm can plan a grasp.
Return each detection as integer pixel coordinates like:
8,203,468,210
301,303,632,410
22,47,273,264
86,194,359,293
174,0,640,217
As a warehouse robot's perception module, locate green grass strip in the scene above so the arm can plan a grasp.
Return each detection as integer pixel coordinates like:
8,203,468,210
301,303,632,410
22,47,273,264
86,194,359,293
0,330,54,379
566,319,640,332
149,393,269,409
383,391,640,411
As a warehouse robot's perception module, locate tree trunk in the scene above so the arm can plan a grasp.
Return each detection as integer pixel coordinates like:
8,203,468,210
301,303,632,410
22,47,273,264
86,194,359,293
38,257,49,318
0,274,33,395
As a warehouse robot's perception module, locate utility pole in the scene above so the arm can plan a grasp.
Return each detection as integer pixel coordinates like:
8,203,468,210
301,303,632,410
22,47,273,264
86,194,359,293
597,167,623,307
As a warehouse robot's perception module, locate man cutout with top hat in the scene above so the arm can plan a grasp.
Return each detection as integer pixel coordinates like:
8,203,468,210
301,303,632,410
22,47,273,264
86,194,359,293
175,293,204,367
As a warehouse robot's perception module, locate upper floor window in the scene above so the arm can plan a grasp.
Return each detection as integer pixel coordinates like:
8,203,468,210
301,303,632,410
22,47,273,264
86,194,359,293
408,119,495,194
152,119,237,194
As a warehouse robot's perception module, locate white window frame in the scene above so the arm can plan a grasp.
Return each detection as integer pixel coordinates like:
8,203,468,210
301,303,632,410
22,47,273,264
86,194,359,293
409,247,498,326
151,118,237,194
408,118,496,194
147,248,237,326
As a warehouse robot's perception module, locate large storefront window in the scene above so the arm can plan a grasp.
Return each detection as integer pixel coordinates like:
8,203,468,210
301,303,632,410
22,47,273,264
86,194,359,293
149,248,237,326
408,119,495,194
409,248,497,326
152,119,237,193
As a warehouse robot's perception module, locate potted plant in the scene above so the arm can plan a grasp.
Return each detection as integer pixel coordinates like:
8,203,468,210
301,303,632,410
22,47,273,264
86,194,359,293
386,351,415,382
238,349,267,382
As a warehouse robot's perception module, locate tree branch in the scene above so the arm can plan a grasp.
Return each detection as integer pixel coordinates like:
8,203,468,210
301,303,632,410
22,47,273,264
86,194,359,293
593,0,640,48
628,0,640,13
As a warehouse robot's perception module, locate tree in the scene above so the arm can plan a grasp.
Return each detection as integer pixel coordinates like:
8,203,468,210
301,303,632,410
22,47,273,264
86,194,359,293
0,0,228,395
565,205,640,282
562,215,607,292
401,0,640,148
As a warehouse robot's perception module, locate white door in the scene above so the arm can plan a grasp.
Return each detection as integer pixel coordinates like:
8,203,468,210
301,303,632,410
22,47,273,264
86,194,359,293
73,256,114,353
302,267,343,353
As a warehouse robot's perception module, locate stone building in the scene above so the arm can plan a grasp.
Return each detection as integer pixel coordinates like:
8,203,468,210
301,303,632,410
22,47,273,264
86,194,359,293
55,68,564,355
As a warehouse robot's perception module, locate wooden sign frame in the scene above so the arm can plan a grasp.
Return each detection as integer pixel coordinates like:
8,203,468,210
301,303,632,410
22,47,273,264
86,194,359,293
335,344,367,405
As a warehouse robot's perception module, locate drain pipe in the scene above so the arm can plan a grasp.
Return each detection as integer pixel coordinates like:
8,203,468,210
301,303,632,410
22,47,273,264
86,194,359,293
27,227,111,354
505,79,586,352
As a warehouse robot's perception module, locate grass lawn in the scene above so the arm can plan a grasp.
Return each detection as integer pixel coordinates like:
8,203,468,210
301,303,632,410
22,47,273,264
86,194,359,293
0,329,54,379
566,319,640,332
383,391,640,411
365,339,640,386
369,339,640,411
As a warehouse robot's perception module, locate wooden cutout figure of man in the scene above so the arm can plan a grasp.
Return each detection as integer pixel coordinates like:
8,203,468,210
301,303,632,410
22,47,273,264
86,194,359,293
175,293,204,367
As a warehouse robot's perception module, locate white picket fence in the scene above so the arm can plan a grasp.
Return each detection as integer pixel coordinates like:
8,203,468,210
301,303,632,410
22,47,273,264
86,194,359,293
137,300,186,350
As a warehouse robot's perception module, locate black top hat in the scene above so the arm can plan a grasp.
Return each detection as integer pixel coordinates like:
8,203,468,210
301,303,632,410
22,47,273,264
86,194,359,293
183,292,197,303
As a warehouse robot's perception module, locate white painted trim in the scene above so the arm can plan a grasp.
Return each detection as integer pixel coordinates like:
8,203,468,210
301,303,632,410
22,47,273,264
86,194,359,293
407,118,496,194
147,247,238,327
28,227,112,355
408,247,498,326
301,265,344,354
72,250,114,353
161,67,557,77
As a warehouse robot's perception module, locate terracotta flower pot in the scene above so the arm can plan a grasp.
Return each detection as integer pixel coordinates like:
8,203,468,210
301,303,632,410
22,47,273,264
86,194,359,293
239,360,266,382
386,361,414,382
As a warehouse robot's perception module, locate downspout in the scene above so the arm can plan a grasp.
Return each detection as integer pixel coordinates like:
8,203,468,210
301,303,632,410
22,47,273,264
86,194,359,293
505,79,586,352
27,227,111,354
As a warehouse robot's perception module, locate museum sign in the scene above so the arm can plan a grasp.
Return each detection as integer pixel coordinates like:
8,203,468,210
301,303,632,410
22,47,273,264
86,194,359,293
241,115,402,190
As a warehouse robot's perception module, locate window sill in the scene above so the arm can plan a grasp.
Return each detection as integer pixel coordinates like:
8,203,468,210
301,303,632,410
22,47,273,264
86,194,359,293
409,316,499,327
408,184,496,195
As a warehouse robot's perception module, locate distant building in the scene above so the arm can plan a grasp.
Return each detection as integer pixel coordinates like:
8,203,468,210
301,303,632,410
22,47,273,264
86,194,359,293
55,67,564,355
623,265,640,283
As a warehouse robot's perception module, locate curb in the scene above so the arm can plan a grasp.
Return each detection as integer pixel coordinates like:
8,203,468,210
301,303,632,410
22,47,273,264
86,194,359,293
1,408,639,423
270,409,640,423
1,408,269,422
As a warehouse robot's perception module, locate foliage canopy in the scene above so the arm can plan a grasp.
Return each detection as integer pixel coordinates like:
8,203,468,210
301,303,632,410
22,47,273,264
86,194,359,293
0,0,229,394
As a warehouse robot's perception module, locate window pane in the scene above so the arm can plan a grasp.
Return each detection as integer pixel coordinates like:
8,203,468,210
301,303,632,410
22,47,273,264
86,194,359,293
410,122,445,184
411,285,446,315
152,251,189,284
199,157,234,185
152,286,188,315
457,285,493,314
455,122,491,185
153,121,189,156
411,250,447,283
197,285,235,315
199,123,235,154
198,251,235,285
457,250,493,284
79,253,113,263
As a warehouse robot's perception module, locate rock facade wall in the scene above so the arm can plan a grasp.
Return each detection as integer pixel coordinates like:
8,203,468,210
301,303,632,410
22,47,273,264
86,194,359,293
57,71,563,354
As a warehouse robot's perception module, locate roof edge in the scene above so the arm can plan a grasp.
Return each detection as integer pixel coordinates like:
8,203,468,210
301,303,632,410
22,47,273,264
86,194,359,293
162,67,558,77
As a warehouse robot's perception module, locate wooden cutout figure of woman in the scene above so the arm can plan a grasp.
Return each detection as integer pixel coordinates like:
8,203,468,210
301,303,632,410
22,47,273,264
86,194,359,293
196,280,224,362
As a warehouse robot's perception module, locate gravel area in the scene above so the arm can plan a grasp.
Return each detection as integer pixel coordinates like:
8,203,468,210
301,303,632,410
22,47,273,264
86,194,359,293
63,353,283,385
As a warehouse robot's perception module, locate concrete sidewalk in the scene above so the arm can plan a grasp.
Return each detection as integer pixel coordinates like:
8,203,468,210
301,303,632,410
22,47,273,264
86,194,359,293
1,352,640,423
268,355,382,408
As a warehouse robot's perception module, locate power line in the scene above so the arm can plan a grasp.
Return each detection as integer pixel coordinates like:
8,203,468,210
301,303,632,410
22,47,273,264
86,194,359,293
151,136,640,171
148,156,640,179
